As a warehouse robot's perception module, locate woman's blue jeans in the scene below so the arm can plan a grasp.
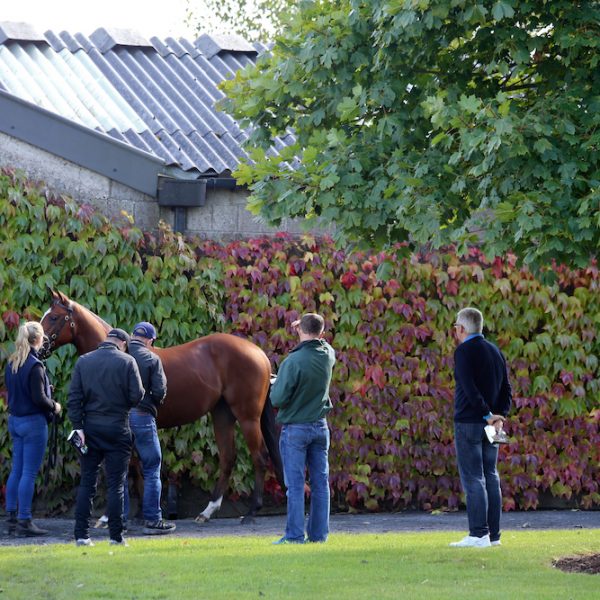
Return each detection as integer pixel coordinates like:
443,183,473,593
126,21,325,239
125,408,163,522
6,414,48,519
279,419,330,543
454,422,502,541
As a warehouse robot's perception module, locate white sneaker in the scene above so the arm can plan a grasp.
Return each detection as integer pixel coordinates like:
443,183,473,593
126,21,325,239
94,515,109,529
491,540,501,546
109,538,129,546
76,538,94,547
449,535,491,548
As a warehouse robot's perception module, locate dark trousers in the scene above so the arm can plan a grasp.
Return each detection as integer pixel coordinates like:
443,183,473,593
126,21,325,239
74,423,132,542
454,422,501,541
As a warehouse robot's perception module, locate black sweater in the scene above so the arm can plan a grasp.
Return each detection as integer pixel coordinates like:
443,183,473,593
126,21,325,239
453,336,512,423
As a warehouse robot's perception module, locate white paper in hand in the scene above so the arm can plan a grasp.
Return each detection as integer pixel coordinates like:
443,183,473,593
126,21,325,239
485,425,510,445
484,425,497,444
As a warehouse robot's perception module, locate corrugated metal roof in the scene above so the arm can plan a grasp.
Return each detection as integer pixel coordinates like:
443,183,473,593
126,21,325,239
0,88,164,196
0,22,290,177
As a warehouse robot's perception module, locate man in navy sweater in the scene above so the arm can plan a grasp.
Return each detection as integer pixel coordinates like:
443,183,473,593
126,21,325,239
450,307,512,548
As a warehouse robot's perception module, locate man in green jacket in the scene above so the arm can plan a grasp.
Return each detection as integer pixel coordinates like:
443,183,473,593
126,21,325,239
270,313,336,544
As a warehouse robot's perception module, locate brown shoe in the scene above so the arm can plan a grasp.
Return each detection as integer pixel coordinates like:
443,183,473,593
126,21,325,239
16,519,48,537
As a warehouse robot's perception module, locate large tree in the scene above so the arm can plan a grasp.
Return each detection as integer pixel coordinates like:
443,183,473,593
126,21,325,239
222,0,600,271
185,0,291,41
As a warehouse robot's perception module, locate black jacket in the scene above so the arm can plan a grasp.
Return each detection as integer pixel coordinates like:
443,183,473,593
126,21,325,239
128,339,167,418
453,336,512,423
68,342,144,430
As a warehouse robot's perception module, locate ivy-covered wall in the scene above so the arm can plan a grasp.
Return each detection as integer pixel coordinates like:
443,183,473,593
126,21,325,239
1,168,598,514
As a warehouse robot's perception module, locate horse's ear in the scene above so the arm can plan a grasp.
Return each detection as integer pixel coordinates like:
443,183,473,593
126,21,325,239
57,290,70,304
50,288,70,304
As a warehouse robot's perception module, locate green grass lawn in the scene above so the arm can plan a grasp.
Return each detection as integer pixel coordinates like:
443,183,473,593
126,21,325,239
1,530,598,599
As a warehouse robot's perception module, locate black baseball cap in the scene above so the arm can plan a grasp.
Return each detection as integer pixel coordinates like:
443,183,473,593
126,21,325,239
107,328,130,346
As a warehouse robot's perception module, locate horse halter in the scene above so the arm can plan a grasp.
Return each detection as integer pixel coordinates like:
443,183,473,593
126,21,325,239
41,300,75,358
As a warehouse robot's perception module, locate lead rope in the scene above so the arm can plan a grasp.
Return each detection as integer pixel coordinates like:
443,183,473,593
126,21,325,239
44,407,63,486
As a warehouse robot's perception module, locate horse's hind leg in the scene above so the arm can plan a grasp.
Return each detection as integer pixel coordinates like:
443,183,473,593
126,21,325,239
237,418,269,525
261,394,284,488
195,400,236,523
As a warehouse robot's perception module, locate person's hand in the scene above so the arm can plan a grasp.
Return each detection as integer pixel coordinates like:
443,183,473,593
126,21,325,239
291,319,300,329
486,414,505,431
54,401,62,415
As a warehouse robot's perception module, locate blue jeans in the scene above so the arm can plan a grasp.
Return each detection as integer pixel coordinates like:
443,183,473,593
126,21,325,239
125,409,163,522
454,422,501,541
279,419,330,543
6,414,48,520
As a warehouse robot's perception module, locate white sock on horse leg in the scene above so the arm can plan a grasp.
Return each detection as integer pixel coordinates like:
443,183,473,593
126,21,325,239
199,497,223,520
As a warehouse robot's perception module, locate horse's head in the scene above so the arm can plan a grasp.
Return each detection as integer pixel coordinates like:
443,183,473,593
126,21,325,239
39,289,76,359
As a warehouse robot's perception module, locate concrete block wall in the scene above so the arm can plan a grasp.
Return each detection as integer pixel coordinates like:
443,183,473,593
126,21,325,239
183,187,305,239
0,132,159,231
1,132,323,240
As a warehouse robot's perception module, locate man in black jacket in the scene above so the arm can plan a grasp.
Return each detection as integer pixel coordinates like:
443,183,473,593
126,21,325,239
126,321,174,534
68,328,144,546
450,307,512,548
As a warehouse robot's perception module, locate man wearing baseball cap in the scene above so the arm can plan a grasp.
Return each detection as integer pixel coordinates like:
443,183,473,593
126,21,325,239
68,328,144,546
126,322,175,534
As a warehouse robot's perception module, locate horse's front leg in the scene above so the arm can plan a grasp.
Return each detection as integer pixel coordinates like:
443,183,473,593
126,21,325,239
195,402,236,524
196,496,224,523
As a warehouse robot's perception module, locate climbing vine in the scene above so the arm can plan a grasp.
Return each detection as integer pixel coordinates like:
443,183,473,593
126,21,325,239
1,168,598,513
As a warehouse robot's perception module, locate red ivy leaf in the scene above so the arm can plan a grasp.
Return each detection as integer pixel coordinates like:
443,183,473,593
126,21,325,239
445,280,459,296
491,257,503,279
365,364,386,389
2,310,20,329
340,272,357,289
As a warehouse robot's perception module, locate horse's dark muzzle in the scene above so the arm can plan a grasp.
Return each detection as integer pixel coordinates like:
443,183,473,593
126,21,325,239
39,335,51,359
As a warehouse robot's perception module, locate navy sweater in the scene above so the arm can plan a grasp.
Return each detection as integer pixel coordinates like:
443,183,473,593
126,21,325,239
5,350,55,418
453,336,512,423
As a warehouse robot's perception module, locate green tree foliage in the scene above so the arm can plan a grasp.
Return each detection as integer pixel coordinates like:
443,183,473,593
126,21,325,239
185,0,291,42
222,0,600,272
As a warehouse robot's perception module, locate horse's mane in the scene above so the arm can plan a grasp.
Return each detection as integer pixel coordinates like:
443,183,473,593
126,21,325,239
74,300,111,331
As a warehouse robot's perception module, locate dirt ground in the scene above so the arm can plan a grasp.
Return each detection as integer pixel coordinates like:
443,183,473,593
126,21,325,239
553,553,600,575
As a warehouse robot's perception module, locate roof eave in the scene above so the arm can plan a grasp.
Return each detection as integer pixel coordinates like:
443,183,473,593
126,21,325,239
0,88,164,197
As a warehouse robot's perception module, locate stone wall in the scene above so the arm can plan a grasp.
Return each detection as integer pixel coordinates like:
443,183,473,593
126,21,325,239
0,131,160,231
1,132,312,239
184,187,304,239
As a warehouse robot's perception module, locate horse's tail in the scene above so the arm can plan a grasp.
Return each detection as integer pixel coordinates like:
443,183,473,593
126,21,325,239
260,386,285,488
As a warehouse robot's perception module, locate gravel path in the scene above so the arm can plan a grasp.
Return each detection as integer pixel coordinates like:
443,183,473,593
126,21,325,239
1,510,598,547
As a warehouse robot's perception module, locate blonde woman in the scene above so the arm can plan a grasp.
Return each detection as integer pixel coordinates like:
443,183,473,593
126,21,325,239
4,321,61,536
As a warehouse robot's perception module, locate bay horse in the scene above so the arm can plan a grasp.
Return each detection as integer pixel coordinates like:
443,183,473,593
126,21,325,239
40,289,283,524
